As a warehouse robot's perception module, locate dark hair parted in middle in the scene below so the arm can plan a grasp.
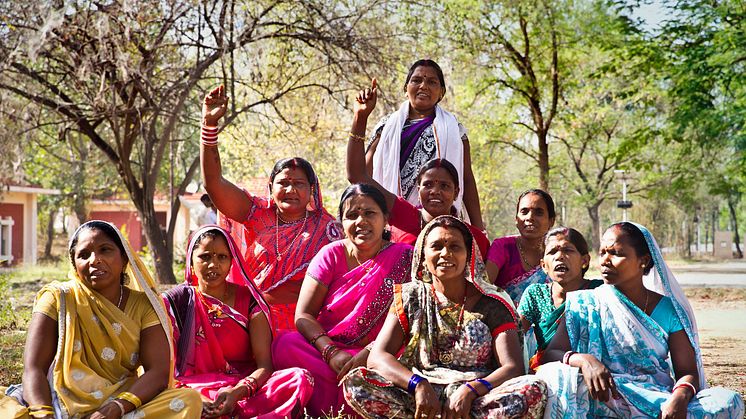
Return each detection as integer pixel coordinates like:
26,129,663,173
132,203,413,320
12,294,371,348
191,228,231,258
425,215,474,263
609,221,654,275
516,189,556,220
545,226,591,274
404,59,446,95
338,183,391,240
415,158,460,187
269,157,317,185
69,220,128,266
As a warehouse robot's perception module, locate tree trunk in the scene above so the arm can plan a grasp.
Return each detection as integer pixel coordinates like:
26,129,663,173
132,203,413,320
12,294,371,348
685,219,692,259
165,156,200,260
538,129,550,191
140,203,176,284
587,203,601,254
43,207,55,259
727,197,743,259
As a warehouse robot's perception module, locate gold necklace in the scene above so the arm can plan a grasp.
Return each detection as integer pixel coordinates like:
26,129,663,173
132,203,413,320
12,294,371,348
516,237,534,269
116,283,124,309
351,242,385,273
275,210,308,261
430,284,469,365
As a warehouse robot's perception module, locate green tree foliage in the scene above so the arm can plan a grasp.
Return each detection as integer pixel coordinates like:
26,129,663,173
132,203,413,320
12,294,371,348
657,0,745,257
0,0,393,282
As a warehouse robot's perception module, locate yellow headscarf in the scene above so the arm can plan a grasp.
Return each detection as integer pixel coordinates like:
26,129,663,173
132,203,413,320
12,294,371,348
37,220,175,417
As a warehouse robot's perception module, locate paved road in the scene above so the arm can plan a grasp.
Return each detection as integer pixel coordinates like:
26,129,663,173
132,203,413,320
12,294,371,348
667,260,746,288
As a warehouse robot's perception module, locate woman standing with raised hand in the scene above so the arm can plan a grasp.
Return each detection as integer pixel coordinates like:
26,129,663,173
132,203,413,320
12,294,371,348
358,59,484,230
200,85,342,333
348,78,489,258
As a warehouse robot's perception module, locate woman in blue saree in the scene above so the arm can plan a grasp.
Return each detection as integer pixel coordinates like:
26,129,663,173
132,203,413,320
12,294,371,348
538,222,744,418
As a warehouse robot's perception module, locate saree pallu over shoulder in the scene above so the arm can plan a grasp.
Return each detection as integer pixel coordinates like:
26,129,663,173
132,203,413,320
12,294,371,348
0,220,200,419
219,193,342,332
371,103,466,212
165,225,312,418
221,194,343,293
315,242,413,346
537,284,744,418
504,266,549,306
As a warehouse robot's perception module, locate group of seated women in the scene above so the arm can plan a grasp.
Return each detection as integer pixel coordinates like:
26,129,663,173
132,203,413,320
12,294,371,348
0,59,743,418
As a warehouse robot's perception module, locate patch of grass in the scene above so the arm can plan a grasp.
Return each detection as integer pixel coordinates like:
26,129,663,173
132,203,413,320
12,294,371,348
0,331,25,384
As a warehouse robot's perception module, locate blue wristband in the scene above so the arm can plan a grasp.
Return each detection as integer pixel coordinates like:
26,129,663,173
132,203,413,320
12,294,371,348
476,378,493,392
464,382,480,396
407,374,426,394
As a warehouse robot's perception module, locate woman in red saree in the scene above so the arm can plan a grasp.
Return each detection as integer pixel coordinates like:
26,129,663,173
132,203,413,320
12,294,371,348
200,85,342,333
163,226,312,418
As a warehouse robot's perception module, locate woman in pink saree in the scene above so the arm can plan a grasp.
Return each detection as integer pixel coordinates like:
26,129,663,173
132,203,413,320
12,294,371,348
272,184,413,417
163,226,312,418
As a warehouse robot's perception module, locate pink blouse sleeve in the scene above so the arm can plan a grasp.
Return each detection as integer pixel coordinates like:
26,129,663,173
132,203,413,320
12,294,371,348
486,236,513,268
306,241,345,287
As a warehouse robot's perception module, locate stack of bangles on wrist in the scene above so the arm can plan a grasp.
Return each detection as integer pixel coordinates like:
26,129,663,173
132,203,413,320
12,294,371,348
116,391,142,409
202,125,219,147
562,350,577,365
237,376,259,399
407,374,427,394
321,343,340,363
673,380,697,397
27,405,54,418
348,132,366,142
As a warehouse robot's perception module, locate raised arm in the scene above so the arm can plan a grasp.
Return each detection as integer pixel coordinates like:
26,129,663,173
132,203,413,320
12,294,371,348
460,137,484,231
22,313,58,418
348,78,396,213
201,85,252,221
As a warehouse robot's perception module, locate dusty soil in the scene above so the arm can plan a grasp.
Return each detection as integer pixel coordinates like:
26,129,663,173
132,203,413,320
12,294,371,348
687,288,746,395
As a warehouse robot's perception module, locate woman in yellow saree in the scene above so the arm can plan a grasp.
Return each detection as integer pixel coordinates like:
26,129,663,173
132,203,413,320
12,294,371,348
0,220,201,418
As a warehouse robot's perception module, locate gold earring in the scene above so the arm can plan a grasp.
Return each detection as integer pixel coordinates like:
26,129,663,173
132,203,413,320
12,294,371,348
582,264,588,269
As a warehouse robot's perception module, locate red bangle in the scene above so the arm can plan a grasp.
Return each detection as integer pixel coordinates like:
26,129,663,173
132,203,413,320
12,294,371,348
237,376,259,399
562,351,576,365
673,382,696,397
321,343,339,363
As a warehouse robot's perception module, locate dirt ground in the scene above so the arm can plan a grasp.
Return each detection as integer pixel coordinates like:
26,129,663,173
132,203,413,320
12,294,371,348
687,288,746,395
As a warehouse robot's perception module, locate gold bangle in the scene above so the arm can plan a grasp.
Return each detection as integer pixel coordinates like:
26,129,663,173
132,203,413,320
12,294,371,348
348,132,366,142
117,391,143,408
28,405,54,411
28,411,54,418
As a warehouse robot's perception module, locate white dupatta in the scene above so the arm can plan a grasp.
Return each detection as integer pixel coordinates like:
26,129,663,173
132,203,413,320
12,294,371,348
371,101,465,212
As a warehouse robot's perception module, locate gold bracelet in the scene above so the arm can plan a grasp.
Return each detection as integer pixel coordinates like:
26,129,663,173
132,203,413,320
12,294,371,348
28,411,54,418
28,405,54,411
117,391,143,408
349,132,366,142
